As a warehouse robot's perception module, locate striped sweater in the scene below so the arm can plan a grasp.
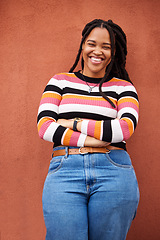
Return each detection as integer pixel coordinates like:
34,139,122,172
37,72,139,150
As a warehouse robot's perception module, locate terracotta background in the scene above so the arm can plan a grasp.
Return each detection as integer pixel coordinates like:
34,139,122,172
1,0,160,239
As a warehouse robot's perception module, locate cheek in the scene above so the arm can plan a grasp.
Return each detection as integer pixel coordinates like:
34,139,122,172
82,49,89,61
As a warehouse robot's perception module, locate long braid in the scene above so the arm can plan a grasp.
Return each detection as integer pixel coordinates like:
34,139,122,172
69,19,131,108
98,24,116,108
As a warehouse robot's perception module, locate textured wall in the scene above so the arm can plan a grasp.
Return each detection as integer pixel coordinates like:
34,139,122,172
1,0,160,239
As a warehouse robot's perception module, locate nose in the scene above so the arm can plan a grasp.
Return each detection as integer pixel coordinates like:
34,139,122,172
93,46,102,55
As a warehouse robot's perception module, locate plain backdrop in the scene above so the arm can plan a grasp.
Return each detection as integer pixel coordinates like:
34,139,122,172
0,0,160,239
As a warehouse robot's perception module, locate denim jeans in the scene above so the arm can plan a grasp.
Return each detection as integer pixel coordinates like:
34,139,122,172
42,146,140,240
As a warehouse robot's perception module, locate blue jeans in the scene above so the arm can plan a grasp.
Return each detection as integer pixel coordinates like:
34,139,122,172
42,146,140,240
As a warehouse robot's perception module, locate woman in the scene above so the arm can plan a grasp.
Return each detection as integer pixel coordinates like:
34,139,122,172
37,19,140,240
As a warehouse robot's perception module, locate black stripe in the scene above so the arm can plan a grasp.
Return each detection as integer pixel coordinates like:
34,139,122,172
52,125,66,145
63,87,118,98
59,112,114,121
102,120,112,142
121,113,137,129
44,85,62,94
118,91,139,101
37,111,58,123
110,142,126,151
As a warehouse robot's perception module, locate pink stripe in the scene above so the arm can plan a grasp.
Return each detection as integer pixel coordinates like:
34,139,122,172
119,120,130,141
55,74,83,84
40,97,60,106
69,131,80,146
87,121,96,137
55,74,132,87
39,121,52,139
61,98,114,108
103,81,132,87
118,102,139,113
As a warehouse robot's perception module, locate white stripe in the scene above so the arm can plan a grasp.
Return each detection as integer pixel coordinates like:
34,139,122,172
49,78,63,88
111,119,123,143
116,85,137,94
81,120,89,135
43,122,59,142
49,78,88,91
61,129,68,145
101,85,118,92
59,104,117,118
118,107,138,122
100,121,103,140
77,134,87,147
38,103,59,114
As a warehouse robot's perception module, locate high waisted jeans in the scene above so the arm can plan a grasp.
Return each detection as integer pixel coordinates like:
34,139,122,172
42,146,140,240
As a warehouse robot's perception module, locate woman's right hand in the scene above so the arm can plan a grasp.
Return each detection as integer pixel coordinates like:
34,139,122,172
84,135,110,147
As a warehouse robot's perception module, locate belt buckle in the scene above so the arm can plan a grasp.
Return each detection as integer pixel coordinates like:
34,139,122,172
79,147,88,155
106,148,111,153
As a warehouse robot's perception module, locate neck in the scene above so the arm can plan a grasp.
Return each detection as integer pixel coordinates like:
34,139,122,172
82,69,105,78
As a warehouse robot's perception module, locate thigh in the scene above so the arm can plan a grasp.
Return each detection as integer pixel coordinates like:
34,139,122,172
42,155,88,240
88,151,140,240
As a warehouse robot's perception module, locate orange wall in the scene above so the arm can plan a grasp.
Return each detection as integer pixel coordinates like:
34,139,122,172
1,0,160,239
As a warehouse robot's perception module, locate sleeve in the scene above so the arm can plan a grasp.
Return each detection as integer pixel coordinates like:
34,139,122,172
80,84,139,143
37,75,87,147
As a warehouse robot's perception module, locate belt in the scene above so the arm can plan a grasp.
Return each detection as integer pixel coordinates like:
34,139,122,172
52,146,123,157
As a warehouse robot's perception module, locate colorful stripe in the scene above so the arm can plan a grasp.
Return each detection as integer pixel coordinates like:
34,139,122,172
37,73,139,147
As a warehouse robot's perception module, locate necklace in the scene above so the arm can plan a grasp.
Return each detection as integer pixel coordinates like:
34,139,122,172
81,71,100,93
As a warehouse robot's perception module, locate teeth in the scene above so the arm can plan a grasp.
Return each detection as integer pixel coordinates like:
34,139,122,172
91,57,102,62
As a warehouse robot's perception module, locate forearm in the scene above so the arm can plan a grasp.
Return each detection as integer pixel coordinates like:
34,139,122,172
57,118,110,147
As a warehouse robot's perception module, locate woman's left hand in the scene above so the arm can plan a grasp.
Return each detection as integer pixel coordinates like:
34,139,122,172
57,119,74,129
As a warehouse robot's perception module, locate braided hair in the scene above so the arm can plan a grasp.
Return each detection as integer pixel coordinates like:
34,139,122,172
69,19,131,108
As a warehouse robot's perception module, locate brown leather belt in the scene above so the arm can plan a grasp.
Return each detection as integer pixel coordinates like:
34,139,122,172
52,146,123,157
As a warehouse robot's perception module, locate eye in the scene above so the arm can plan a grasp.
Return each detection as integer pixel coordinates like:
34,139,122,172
103,46,111,50
88,43,95,47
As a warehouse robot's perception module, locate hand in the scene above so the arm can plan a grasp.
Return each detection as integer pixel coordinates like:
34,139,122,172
57,119,74,129
84,135,110,147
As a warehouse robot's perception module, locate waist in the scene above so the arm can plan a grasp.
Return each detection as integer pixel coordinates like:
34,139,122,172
52,145,124,157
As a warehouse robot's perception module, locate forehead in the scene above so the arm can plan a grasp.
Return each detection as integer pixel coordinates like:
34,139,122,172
86,27,111,43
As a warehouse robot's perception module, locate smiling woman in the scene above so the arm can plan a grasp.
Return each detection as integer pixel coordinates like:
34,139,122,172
37,19,140,240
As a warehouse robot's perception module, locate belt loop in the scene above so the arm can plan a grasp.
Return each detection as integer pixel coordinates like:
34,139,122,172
65,147,69,158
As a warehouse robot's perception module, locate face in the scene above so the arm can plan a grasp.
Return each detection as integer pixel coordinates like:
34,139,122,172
82,27,112,78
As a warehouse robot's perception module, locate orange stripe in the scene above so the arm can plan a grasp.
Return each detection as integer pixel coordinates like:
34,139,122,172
118,97,139,107
63,129,73,146
94,121,101,139
63,94,106,101
109,78,127,83
42,92,61,100
37,117,54,132
57,73,76,77
122,118,134,136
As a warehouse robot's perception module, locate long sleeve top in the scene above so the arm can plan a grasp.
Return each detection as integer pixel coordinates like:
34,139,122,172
37,72,139,150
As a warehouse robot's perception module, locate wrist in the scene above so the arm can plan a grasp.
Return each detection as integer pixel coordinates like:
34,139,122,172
73,118,82,131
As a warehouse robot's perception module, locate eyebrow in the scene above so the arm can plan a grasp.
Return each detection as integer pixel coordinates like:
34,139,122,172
87,40,111,45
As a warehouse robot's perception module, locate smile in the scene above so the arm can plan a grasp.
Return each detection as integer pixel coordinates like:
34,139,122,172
89,56,104,64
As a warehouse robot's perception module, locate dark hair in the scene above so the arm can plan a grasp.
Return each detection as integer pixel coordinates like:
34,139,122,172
69,19,131,108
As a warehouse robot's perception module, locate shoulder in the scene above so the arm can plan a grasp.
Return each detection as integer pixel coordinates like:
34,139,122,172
109,77,134,87
51,72,77,80
108,77,138,96
46,72,75,85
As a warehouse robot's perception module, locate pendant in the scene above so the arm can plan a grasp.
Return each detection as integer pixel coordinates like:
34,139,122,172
88,88,91,93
